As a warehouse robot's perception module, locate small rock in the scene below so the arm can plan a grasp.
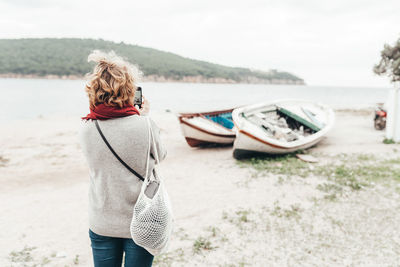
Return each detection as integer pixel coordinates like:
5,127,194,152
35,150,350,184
56,251,67,258
296,154,318,163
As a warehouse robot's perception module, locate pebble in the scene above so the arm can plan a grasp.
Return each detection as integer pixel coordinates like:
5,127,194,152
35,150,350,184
56,251,67,258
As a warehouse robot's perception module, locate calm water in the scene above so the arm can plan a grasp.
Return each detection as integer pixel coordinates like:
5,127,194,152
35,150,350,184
0,78,391,123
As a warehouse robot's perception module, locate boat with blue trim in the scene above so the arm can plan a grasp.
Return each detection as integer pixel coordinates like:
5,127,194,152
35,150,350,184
178,109,236,147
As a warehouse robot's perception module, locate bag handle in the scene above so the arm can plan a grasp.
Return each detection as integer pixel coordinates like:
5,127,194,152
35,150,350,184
144,117,152,180
144,117,163,184
148,118,160,165
95,119,151,182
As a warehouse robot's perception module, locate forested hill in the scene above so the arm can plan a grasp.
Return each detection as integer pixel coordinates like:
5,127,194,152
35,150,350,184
0,38,304,84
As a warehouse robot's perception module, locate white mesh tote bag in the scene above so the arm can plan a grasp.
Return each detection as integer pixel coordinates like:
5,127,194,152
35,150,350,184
130,117,173,256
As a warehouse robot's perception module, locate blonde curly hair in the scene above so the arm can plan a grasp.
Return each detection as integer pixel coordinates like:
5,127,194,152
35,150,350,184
85,50,142,109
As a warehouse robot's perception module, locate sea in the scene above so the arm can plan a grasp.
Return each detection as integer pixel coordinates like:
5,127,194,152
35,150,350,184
0,78,392,123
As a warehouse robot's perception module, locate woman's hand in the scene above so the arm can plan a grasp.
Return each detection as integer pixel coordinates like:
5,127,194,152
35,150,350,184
139,96,150,115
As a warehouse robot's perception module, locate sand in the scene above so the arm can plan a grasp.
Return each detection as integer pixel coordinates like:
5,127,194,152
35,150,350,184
1,109,399,266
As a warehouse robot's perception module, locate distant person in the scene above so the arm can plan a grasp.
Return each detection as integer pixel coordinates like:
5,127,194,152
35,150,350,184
79,51,166,267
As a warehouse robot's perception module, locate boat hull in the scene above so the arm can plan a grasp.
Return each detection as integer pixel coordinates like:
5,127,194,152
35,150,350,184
233,128,325,158
180,121,235,147
232,99,334,158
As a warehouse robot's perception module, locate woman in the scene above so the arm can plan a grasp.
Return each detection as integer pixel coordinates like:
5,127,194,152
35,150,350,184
79,50,166,267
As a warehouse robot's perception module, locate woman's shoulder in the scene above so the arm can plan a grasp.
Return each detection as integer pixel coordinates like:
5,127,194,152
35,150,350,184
120,115,158,126
78,119,95,140
79,118,93,131
79,115,153,134
117,115,149,127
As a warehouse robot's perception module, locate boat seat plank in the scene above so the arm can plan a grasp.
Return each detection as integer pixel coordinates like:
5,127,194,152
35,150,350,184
277,106,321,132
301,107,325,129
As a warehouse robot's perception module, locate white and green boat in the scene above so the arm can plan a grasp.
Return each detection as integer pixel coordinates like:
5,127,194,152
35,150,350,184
232,99,335,158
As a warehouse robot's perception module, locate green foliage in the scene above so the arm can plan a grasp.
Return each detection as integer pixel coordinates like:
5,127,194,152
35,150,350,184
240,153,310,178
193,237,214,254
73,254,79,265
153,248,185,266
239,153,400,198
383,138,396,144
374,37,400,82
9,246,36,263
235,210,250,223
271,203,302,219
0,38,303,82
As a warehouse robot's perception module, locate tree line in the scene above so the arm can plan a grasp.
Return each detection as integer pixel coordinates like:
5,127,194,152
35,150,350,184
0,38,303,83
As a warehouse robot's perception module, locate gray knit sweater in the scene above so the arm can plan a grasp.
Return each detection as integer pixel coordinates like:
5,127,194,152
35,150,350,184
79,115,167,238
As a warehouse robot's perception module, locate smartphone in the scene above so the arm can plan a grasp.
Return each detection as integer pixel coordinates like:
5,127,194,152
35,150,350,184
134,86,142,108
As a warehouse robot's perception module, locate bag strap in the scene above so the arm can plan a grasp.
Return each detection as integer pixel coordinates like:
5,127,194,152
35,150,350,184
95,120,150,182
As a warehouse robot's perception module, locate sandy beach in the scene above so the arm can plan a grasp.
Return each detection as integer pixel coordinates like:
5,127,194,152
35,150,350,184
1,109,400,266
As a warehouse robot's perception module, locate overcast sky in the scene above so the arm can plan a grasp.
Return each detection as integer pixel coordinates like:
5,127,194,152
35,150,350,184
0,0,399,87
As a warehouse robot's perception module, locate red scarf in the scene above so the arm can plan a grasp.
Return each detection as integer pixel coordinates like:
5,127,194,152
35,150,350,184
82,103,140,120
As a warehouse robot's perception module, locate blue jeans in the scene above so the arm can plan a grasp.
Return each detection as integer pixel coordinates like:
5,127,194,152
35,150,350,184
89,229,153,267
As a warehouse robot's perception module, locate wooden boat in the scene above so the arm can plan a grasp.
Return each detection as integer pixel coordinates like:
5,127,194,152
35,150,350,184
178,109,236,147
232,100,335,158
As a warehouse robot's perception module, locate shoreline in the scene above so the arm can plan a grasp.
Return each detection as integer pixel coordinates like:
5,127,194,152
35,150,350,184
0,108,376,126
0,73,305,85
